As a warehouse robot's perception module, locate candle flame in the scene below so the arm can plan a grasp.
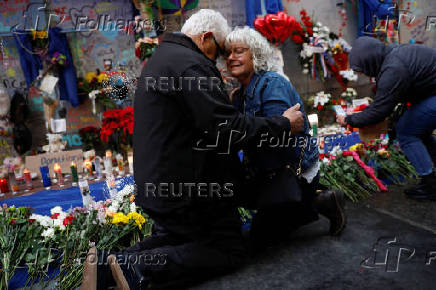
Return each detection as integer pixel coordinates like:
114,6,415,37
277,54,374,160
54,163,61,172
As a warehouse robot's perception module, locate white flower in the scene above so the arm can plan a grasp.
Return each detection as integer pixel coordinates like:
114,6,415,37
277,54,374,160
130,202,136,213
304,63,309,68
317,22,323,27
330,146,343,157
50,206,63,215
340,70,358,82
108,199,120,213
302,69,309,74
30,214,53,227
53,218,66,230
97,209,106,225
42,228,55,239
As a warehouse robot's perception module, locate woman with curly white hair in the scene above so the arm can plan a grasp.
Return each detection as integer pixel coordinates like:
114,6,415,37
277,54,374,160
225,26,346,249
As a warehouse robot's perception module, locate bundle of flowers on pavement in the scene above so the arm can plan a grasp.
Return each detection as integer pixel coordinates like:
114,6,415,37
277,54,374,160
319,139,418,202
0,183,151,290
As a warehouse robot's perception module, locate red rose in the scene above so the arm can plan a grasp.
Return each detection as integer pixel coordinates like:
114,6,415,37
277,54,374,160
317,104,323,111
291,34,303,44
28,219,36,223
63,215,75,226
10,219,16,225
306,28,313,35
50,213,60,219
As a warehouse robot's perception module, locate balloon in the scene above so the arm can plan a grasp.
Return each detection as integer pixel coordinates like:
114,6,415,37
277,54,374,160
254,17,273,42
255,12,300,44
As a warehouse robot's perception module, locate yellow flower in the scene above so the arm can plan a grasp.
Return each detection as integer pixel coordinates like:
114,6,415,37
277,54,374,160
112,212,129,225
127,212,146,229
349,144,363,151
85,72,97,83
97,73,109,83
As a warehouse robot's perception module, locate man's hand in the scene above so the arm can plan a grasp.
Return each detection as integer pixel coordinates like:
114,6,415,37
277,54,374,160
336,114,347,126
282,104,304,134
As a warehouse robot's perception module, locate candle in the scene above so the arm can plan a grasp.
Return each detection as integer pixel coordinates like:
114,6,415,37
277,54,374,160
116,154,124,177
23,169,33,191
40,166,52,188
94,157,102,180
84,160,93,179
128,152,133,175
54,163,64,186
104,156,113,176
0,178,9,194
70,162,78,185
9,173,19,195
308,114,319,137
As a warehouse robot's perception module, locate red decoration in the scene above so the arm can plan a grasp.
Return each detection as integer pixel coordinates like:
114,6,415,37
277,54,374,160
254,11,297,45
63,214,75,226
100,106,134,145
342,151,388,192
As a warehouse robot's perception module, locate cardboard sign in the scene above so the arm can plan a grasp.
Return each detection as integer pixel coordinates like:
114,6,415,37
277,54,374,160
25,149,84,177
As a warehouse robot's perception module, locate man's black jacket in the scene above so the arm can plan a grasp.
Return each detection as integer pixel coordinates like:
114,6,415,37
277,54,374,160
346,36,436,128
133,33,291,236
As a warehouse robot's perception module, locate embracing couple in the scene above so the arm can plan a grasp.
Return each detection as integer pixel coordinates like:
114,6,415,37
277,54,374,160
81,9,346,290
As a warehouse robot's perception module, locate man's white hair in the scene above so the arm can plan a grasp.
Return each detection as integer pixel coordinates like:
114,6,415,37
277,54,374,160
225,26,275,72
181,9,231,44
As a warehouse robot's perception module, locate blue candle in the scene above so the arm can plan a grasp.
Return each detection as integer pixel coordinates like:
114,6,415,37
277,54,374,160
40,166,52,188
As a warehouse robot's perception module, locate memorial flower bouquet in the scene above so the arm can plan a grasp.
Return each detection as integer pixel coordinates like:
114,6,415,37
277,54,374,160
100,106,134,154
0,181,151,289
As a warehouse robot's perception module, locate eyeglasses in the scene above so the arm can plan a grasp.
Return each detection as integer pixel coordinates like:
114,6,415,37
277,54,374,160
225,47,250,58
212,34,226,57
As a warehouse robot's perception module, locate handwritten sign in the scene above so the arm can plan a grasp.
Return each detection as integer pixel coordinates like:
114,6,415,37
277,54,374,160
25,149,84,177
66,99,101,131
25,149,83,177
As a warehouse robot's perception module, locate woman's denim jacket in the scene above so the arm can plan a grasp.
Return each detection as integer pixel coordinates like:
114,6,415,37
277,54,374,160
234,71,319,173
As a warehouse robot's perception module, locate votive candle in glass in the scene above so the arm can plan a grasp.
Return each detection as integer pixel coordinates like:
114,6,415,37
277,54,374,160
71,162,78,185
94,157,102,180
127,152,133,175
54,163,64,186
40,166,52,188
23,169,33,191
0,178,9,194
116,154,124,177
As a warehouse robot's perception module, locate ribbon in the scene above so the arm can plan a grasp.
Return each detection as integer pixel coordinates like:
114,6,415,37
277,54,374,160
309,37,328,80
342,150,388,192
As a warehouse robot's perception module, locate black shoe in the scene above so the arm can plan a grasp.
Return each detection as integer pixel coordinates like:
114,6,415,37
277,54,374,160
108,252,150,290
405,173,436,200
315,190,347,236
405,184,436,200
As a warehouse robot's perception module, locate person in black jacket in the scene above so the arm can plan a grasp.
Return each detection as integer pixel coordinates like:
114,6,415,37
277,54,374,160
337,36,436,200
82,9,306,290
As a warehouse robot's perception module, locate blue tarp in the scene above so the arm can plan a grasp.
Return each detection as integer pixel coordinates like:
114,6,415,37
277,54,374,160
358,0,396,36
2,176,134,215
